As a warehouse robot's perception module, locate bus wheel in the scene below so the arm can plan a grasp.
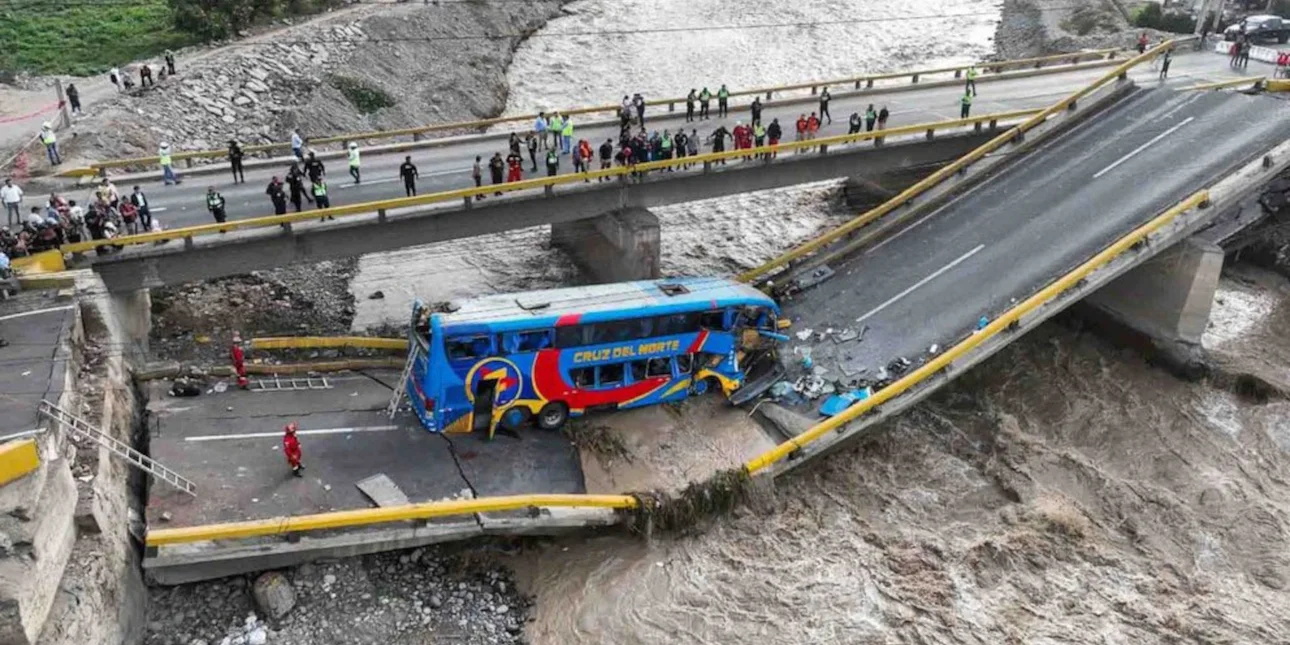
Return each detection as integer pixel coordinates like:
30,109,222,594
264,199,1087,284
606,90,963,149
499,407,530,432
536,402,569,431
692,377,719,396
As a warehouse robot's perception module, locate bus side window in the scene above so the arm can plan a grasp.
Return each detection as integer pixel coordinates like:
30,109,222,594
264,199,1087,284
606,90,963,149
571,368,593,388
446,335,492,361
555,325,585,348
676,354,693,374
646,358,671,378
597,363,624,387
700,310,725,330
512,330,552,353
630,361,647,382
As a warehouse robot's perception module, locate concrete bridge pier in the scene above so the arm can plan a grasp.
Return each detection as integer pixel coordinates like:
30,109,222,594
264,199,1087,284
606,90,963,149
1085,237,1223,375
106,288,152,359
551,208,661,283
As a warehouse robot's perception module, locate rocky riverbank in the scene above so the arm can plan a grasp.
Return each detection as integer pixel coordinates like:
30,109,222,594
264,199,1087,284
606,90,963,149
146,547,530,645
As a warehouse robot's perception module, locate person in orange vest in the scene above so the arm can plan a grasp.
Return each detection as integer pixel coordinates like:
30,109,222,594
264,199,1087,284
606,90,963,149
283,422,303,476
230,332,248,389
806,112,821,142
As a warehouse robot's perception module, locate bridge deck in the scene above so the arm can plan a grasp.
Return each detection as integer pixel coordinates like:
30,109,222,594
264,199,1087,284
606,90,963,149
783,88,1290,403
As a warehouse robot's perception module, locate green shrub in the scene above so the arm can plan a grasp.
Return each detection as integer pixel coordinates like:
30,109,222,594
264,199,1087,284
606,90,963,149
1132,2,1196,34
0,0,195,76
328,75,397,114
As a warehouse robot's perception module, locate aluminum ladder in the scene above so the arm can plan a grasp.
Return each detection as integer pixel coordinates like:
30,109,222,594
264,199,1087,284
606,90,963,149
38,400,197,496
386,344,418,419
252,374,332,392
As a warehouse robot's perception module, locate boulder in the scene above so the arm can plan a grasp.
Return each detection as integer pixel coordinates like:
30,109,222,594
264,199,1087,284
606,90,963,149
252,571,296,620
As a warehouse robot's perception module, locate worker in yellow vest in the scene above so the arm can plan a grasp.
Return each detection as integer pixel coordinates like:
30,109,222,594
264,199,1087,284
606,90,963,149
560,116,573,156
966,65,979,96
39,123,60,166
347,142,361,184
159,142,179,185
959,91,973,119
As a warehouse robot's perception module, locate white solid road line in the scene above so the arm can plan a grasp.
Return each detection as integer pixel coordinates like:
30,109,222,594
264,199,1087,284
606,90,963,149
855,244,986,324
338,177,402,189
185,425,399,442
0,305,75,322
1092,116,1194,179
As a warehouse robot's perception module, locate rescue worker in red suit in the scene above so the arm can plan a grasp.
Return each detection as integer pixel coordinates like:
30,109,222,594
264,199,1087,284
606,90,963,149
283,422,303,476
230,332,248,389
505,150,524,183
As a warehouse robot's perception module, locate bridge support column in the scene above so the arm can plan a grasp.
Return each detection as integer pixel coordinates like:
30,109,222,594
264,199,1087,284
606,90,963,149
107,288,152,358
1084,237,1223,375
551,208,660,284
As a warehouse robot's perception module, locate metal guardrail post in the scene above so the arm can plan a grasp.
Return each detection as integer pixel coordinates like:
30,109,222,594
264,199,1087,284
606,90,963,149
185,159,193,168
866,79,874,89
544,185,554,196
954,70,962,78
668,102,675,112
974,121,983,133
703,160,712,173
989,119,998,130
413,133,424,142
810,86,817,95
463,196,472,209
911,74,920,83
819,144,829,154
280,222,291,232
378,208,387,223
1067,99,1078,112
765,90,773,100
875,135,885,147
183,236,194,250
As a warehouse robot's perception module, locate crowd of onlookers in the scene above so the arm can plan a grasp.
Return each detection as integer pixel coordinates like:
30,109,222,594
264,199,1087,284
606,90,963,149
1,176,161,261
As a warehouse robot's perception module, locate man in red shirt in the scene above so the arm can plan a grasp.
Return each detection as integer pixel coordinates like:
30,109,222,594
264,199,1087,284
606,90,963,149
807,112,821,141
230,332,248,389
505,151,524,183
283,422,303,477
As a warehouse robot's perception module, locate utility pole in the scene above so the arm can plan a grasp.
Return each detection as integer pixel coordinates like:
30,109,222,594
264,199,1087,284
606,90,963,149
54,78,71,130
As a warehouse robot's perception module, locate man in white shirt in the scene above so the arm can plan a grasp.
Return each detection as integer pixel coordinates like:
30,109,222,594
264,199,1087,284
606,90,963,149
1,179,22,227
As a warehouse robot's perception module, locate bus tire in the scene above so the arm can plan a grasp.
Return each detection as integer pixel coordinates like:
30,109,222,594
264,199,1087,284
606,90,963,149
499,406,530,432
536,402,569,431
692,377,719,396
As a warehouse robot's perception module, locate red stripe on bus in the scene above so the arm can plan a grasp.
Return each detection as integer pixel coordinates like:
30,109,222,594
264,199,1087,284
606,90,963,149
556,313,582,327
687,330,709,354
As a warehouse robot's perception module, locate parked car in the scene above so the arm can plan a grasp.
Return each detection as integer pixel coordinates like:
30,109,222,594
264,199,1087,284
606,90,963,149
1224,14,1290,43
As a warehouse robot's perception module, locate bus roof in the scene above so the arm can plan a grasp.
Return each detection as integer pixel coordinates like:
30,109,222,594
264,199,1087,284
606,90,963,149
435,277,776,331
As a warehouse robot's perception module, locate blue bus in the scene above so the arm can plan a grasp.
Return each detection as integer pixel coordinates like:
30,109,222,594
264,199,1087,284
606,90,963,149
403,277,783,436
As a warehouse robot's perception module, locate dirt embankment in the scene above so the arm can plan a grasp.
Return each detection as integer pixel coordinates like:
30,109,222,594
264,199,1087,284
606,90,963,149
60,1,568,166
994,0,1138,57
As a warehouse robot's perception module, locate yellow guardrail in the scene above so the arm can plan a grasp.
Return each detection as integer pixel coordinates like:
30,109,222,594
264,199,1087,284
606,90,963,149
10,249,66,275
0,439,40,487
735,38,1186,285
250,336,408,350
82,49,1120,172
1185,76,1267,91
58,108,1041,255
1269,79,1290,92
145,493,637,546
745,189,1210,474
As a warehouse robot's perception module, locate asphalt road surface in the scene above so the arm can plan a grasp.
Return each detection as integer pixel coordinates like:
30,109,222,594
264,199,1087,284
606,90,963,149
74,50,1274,229
785,88,1290,391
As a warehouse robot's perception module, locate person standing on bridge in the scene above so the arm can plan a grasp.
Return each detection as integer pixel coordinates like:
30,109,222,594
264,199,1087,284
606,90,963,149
1158,49,1172,80
877,106,889,130
686,89,697,122
959,91,973,119
304,151,325,184
509,132,521,157
848,111,862,134
472,156,484,199
291,129,304,161
717,84,730,118
599,138,614,180
545,149,559,177
865,104,877,132
159,143,179,186
533,112,548,151
526,133,539,172
699,87,712,119
283,422,303,476
489,152,505,195
228,140,246,184
750,96,764,126
767,118,782,158
205,187,227,227
131,186,152,232
966,65,979,96
708,125,731,164
549,113,565,153
286,163,310,211
561,116,575,156
399,156,419,196
794,114,807,149
819,87,832,125
506,149,524,183
806,113,820,143
347,142,361,185
1,179,22,228
312,179,332,216
266,177,287,215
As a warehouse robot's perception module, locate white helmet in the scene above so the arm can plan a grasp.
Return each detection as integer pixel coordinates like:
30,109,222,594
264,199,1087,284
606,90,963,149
348,142,358,149
41,121,51,130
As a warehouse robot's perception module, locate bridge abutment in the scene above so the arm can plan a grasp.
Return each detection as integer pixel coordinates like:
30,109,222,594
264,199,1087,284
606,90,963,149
551,208,661,283
1085,237,1223,375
